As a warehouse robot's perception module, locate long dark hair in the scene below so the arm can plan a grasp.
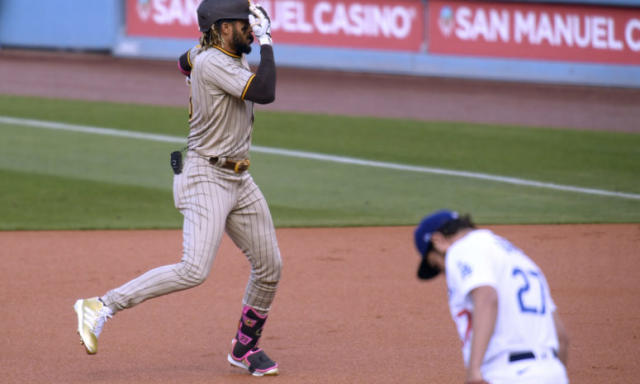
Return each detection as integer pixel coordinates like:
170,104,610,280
439,214,476,237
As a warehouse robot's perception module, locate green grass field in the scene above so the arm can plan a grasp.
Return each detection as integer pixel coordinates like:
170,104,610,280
1,94,638,229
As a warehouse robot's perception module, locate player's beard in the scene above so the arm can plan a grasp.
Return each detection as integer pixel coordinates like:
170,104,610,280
232,28,253,55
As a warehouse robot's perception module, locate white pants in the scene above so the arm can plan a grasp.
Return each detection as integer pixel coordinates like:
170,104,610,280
483,350,569,384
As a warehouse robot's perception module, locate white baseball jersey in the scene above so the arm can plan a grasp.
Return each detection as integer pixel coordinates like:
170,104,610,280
445,229,568,383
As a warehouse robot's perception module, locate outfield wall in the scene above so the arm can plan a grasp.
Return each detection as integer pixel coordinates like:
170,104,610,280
0,0,639,87
0,0,123,51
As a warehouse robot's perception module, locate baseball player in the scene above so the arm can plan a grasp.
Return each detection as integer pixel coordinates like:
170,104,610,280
414,210,570,384
74,0,282,376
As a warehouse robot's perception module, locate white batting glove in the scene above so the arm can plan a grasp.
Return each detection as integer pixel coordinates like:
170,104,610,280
249,4,272,45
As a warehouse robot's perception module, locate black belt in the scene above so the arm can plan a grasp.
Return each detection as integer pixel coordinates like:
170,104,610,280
509,349,558,363
508,352,535,362
209,157,250,173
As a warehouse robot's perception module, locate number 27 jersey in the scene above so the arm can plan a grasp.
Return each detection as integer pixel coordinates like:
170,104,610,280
445,229,559,367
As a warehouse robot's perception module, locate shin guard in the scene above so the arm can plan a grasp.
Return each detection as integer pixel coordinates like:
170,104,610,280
232,305,267,357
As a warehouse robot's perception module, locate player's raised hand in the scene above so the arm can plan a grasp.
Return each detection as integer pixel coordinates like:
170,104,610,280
249,3,272,45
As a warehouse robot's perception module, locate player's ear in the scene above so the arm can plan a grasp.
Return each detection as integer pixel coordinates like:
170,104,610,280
220,21,233,35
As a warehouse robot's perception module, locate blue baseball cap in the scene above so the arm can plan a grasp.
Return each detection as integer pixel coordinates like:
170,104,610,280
414,209,459,280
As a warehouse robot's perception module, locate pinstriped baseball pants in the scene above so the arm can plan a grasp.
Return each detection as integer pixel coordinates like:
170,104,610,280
102,153,282,314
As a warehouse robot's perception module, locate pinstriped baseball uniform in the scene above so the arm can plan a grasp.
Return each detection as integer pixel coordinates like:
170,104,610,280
101,45,282,314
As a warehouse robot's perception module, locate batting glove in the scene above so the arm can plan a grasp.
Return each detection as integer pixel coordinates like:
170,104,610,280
249,4,272,46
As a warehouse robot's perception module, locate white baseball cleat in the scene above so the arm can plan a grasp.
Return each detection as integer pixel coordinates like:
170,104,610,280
73,297,113,354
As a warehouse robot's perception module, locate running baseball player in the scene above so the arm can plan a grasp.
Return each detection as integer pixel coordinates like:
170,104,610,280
74,0,281,376
414,210,569,384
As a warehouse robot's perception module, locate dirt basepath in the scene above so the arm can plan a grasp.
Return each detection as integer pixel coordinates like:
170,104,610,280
1,48,639,383
1,225,639,384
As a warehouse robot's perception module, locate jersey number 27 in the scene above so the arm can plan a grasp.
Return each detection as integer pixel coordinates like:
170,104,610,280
512,268,546,315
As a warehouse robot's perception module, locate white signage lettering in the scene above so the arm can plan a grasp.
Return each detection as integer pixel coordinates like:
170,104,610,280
272,0,313,33
444,5,637,53
135,0,418,40
144,0,199,26
513,11,534,43
626,19,640,51
257,0,417,39
455,7,510,42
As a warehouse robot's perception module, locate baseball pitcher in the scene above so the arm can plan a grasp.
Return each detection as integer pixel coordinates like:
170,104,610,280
414,210,570,384
74,0,282,376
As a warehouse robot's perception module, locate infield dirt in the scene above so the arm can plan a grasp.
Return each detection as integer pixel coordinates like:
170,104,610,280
1,49,639,383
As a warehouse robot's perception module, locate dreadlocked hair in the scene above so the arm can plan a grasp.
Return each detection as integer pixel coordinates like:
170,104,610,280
439,214,476,237
199,21,224,51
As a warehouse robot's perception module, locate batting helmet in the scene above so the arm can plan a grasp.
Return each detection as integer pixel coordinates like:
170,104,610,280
414,210,459,280
197,0,251,32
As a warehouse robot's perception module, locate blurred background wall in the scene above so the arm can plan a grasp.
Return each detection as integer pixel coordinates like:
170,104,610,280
0,0,123,50
0,0,638,87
